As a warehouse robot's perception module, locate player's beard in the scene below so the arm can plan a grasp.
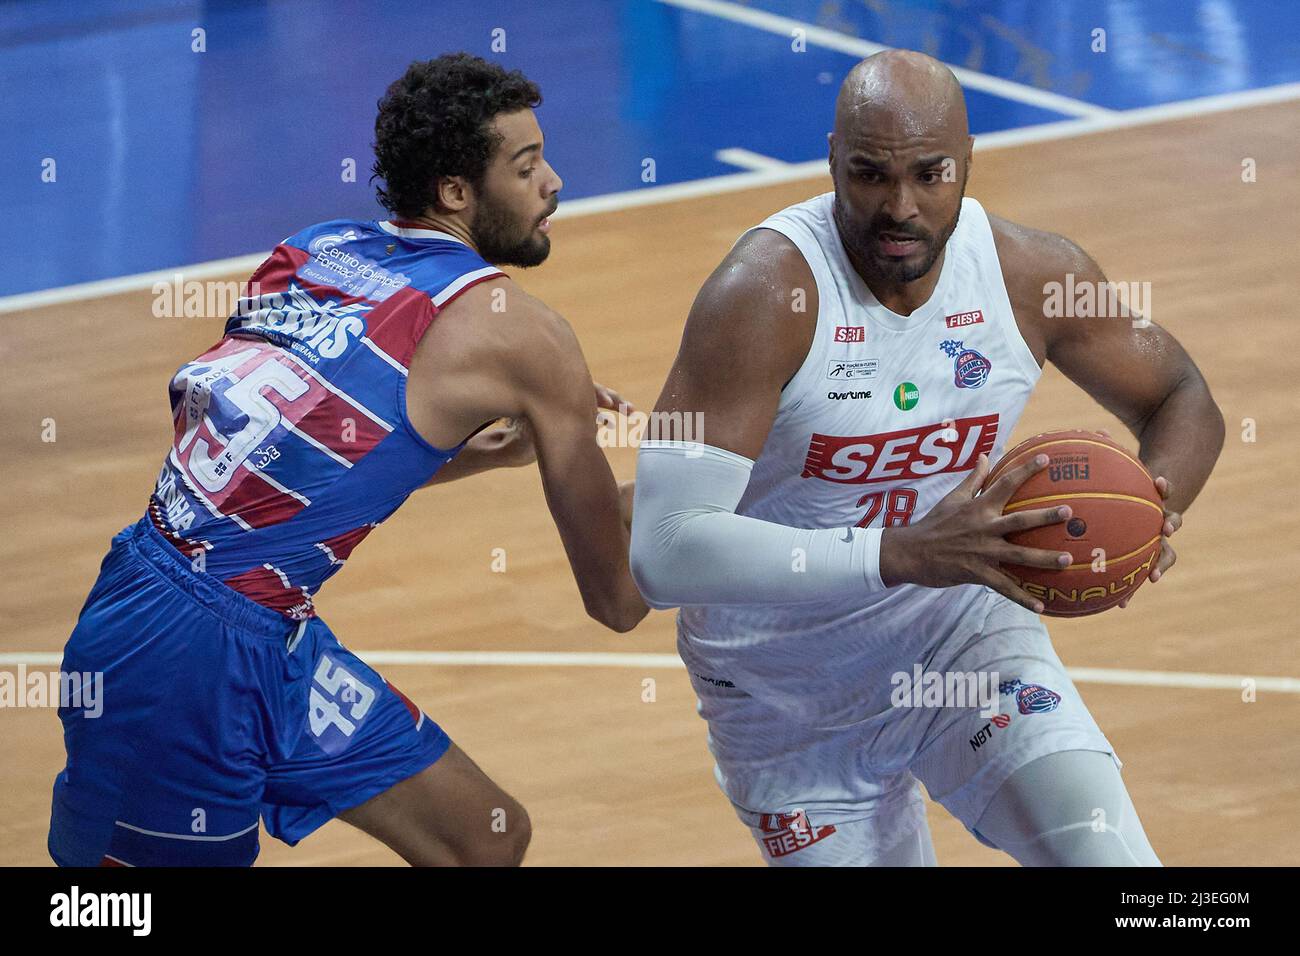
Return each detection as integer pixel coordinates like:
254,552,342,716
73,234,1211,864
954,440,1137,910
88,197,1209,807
470,189,554,268
837,196,963,286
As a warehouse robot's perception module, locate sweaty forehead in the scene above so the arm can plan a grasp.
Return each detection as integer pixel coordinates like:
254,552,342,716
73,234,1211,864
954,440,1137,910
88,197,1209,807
835,117,951,162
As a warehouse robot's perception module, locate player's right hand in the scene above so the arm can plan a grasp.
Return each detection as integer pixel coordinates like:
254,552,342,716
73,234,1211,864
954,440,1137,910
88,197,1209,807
879,452,1073,613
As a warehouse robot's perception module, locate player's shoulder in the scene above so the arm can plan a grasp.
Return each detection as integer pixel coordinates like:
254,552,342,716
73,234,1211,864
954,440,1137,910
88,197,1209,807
675,226,816,383
436,275,578,363
699,226,816,311
988,212,1105,297
279,218,375,251
279,219,501,298
986,212,1111,359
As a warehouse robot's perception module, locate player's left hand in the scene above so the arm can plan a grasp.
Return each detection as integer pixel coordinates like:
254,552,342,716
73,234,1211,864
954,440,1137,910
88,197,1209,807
1120,474,1180,608
1092,429,1179,610
593,381,639,447
594,381,638,420
472,383,636,468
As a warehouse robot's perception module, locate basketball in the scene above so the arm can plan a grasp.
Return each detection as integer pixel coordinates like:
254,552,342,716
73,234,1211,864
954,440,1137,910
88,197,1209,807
986,430,1164,617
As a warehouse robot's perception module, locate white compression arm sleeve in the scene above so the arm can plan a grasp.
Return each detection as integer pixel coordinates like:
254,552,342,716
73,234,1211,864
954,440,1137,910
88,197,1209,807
629,440,886,610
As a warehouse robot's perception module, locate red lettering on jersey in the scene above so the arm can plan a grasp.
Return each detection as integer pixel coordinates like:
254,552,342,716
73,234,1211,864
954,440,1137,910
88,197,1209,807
801,414,1000,483
758,810,837,858
945,309,984,328
834,325,866,343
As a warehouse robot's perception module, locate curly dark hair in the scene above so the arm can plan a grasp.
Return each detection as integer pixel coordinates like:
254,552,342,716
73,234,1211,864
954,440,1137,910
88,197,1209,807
372,54,542,218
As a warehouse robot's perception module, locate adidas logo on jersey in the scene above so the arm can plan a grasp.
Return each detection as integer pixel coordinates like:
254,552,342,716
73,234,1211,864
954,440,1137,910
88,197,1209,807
232,282,369,359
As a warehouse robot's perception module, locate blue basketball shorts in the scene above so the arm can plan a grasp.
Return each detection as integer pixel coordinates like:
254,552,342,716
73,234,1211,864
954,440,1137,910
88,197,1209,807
48,517,451,866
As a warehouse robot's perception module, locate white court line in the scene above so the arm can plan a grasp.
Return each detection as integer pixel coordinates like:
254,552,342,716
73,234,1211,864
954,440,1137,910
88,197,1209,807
3,78,1298,316
0,256,269,315
715,147,791,171
2,651,1297,693
1065,668,1300,693
656,0,1116,119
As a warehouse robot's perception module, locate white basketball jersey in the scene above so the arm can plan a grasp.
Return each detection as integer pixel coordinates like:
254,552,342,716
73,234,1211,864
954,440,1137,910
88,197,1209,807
678,192,1043,728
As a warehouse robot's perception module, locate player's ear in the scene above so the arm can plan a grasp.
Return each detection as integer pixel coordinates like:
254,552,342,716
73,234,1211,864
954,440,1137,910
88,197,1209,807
827,132,836,167
435,175,471,213
965,135,974,174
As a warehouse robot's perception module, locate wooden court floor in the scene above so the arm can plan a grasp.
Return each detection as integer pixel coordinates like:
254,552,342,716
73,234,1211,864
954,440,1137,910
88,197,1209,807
2,101,1297,866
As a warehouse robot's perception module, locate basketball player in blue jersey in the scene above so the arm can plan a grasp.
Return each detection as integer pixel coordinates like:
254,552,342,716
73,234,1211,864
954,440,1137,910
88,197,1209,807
631,51,1225,865
49,53,647,867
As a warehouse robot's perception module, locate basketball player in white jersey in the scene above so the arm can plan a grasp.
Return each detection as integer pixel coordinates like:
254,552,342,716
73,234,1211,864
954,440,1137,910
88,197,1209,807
629,51,1224,865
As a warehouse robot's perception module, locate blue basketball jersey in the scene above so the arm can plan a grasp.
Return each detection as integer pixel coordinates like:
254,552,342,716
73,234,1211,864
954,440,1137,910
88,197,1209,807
147,220,504,618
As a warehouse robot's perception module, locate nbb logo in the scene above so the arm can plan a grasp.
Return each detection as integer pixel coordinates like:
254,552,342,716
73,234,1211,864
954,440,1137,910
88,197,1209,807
801,414,1000,484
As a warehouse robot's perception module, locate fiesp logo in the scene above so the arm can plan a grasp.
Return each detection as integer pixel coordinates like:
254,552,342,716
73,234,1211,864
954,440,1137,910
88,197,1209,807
945,309,984,328
758,811,837,858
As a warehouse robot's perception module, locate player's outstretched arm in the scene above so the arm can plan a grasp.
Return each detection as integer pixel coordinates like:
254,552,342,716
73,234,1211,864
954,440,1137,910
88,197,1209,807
630,229,1072,613
508,300,648,633
404,278,644,630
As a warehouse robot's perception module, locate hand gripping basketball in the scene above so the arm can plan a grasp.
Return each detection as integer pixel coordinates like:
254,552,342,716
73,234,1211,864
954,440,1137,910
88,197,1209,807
1089,429,1180,609
982,430,1166,616
880,452,1071,613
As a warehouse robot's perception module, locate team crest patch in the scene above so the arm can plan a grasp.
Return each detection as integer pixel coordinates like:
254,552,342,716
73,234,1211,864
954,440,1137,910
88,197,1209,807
999,678,1062,715
939,339,991,389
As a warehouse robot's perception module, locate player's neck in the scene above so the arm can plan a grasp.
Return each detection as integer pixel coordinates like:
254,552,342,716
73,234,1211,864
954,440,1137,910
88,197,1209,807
851,247,947,317
403,211,478,252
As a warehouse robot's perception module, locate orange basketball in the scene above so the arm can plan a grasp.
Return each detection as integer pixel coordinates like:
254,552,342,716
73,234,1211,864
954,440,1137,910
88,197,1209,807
985,430,1164,617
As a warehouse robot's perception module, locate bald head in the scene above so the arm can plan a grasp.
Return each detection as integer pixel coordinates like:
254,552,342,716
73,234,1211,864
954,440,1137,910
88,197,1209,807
834,50,968,143
827,51,973,297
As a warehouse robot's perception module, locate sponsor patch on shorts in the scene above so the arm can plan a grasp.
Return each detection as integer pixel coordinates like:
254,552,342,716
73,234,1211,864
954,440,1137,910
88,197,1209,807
758,810,837,858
